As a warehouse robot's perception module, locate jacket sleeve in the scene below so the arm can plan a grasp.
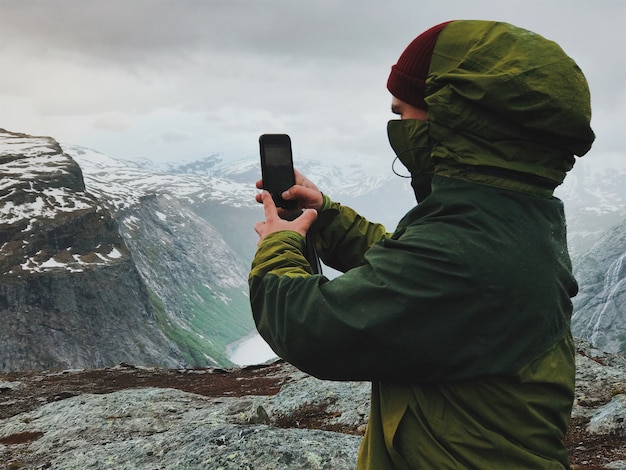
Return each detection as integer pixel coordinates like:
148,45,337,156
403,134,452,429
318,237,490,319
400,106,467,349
311,196,391,272
249,220,482,383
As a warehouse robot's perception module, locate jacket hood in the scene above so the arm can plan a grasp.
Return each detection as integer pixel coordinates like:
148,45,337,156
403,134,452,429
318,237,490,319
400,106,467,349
424,20,595,195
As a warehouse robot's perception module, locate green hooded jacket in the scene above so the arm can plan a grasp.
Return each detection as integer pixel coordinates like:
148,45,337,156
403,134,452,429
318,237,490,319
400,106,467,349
249,20,594,469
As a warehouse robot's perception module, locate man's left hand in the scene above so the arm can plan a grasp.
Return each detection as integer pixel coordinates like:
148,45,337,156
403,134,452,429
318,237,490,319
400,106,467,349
254,191,318,244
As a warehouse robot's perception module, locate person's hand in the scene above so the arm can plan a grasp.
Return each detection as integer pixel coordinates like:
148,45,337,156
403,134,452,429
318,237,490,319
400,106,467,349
255,169,324,212
254,191,318,244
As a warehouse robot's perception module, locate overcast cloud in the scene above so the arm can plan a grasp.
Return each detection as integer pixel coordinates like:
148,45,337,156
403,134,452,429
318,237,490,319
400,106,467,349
0,0,624,174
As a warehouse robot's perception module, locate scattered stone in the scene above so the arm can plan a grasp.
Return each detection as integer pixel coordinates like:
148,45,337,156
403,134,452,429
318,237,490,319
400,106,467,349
587,394,626,436
1,343,625,468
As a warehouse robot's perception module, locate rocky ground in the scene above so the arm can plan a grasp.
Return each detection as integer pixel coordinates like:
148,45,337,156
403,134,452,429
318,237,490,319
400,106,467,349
1,339,625,469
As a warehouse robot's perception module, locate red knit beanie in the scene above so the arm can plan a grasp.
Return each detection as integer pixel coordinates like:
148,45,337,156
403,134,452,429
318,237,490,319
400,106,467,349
387,21,451,110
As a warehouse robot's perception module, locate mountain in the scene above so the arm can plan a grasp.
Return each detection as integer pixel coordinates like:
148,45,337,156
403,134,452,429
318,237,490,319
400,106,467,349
64,145,259,366
0,129,256,372
0,129,185,371
572,217,626,354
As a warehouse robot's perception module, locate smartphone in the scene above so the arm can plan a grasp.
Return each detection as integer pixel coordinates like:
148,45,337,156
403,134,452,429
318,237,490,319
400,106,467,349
259,134,298,212
258,133,323,275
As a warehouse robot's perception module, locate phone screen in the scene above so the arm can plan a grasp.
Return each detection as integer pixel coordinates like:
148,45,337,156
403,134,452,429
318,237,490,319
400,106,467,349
259,134,297,210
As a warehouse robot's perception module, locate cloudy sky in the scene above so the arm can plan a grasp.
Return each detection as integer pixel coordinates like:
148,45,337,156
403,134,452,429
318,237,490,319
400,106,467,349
1,0,624,174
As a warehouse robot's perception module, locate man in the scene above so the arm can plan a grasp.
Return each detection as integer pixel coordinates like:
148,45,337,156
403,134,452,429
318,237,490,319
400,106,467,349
249,20,595,468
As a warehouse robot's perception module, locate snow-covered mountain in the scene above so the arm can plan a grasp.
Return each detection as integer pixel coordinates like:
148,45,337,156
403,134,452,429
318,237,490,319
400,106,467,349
64,146,258,210
0,129,187,371
0,129,257,371
107,146,626,360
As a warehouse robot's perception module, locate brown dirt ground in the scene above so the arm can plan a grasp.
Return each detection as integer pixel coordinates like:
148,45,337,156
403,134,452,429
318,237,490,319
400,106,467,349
1,362,625,469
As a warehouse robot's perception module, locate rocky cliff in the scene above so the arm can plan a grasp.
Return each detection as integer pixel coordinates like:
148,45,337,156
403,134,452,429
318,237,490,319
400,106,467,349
555,157,626,259
0,339,625,469
0,129,185,372
0,129,255,372
573,217,626,354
